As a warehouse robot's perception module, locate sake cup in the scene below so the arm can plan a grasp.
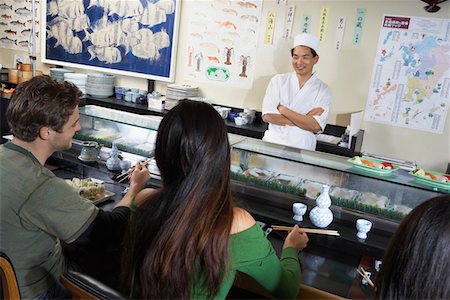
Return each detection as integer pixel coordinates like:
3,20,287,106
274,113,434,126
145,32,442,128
356,219,372,239
292,202,307,221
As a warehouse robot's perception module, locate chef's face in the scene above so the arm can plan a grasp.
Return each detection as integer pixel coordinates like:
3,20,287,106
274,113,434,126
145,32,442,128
291,46,319,77
47,106,81,151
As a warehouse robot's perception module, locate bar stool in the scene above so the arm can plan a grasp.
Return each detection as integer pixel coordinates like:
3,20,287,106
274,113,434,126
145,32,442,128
60,270,126,300
0,251,21,299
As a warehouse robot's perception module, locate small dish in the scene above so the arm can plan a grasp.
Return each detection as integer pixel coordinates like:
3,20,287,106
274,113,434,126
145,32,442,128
78,155,99,163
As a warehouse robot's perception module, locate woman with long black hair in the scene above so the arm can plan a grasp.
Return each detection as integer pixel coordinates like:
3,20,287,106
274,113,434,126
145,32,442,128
375,195,450,299
121,100,309,299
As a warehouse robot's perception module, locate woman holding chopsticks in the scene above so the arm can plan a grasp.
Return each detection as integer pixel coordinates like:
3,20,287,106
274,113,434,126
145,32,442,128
120,100,309,299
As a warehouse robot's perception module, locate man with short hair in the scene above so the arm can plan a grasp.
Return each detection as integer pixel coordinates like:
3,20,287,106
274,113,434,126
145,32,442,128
0,76,149,299
262,33,332,151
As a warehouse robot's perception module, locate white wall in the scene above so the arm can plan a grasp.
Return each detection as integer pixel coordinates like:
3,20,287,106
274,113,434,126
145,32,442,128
1,0,449,171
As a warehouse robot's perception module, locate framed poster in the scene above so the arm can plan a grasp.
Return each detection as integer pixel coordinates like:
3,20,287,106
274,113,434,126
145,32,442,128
41,0,181,82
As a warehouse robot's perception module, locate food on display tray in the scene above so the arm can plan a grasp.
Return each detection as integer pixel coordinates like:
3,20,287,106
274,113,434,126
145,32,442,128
243,168,275,180
299,180,324,199
329,186,359,201
411,168,450,182
391,204,412,215
348,156,399,175
270,174,303,186
410,168,450,189
65,178,106,201
356,192,389,209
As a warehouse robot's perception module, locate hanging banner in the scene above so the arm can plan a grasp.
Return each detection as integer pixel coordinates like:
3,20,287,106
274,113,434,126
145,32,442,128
352,8,366,45
334,16,346,51
318,7,329,41
282,5,296,38
301,14,312,34
265,11,277,45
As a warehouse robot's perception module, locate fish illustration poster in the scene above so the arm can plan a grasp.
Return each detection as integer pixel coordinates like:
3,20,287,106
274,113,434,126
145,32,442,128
183,0,263,89
42,0,180,81
0,0,40,52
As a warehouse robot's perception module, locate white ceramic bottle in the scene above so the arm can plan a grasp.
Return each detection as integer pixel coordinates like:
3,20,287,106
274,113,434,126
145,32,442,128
106,142,121,172
309,185,333,228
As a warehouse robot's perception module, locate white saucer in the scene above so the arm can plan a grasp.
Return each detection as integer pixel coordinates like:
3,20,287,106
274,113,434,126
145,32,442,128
78,155,98,163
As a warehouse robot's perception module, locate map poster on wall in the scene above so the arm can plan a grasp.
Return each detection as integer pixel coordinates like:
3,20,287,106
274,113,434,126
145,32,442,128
365,15,450,134
183,0,263,89
41,0,181,82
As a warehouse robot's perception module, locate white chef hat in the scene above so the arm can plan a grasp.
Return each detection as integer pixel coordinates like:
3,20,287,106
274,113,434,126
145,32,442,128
293,33,320,54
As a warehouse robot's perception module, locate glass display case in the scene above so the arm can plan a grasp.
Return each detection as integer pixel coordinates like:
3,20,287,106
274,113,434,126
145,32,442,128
75,105,162,158
74,105,447,234
229,137,447,232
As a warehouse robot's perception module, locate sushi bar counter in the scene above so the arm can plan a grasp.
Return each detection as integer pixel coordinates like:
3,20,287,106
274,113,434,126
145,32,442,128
39,105,447,299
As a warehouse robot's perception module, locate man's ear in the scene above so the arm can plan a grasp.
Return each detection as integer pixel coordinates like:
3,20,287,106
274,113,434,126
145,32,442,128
38,126,50,140
314,55,320,64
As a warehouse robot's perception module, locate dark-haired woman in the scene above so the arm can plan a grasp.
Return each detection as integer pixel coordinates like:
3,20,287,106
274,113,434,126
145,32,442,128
121,100,309,299
375,195,450,299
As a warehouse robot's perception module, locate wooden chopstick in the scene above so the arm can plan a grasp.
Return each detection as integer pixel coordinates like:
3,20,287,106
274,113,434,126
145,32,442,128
357,267,375,287
117,158,153,183
271,225,340,236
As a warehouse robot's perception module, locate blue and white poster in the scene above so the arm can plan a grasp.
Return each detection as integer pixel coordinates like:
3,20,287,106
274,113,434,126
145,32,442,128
41,0,180,81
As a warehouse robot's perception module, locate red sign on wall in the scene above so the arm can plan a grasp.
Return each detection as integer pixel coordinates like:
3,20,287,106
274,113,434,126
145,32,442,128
383,16,411,29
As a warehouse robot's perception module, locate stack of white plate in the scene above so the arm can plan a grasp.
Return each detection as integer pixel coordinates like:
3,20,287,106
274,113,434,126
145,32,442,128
64,73,88,94
49,68,73,81
86,74,115,98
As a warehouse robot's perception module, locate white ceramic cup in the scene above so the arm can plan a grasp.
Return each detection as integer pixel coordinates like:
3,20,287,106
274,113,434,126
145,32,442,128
292,202,307,221
356,219,372,239
234,116,247,126
244,108,256,123
375,260,382,272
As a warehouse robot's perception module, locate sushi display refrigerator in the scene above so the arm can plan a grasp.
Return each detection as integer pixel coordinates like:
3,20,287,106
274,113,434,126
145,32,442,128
66,104,447,298
73,104,446,233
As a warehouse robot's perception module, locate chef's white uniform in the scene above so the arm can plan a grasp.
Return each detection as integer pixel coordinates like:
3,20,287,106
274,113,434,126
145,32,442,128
262,72,332,151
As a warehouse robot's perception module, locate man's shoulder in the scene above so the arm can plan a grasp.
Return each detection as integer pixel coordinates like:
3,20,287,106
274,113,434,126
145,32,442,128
271,71,294,81
310,74,332,96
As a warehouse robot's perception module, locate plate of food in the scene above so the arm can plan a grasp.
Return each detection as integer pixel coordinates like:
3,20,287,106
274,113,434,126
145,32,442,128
409,169,450,190
348,156,399,175
65,178,115,205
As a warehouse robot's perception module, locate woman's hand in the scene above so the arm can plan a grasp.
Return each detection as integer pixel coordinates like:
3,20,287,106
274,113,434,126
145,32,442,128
128,162,150,191
115,162,150,208
283,225,309,252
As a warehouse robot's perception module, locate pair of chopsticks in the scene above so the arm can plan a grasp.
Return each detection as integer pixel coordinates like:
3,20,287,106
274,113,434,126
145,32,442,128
357,266,374,288
271,225,340,236
117,158,153,183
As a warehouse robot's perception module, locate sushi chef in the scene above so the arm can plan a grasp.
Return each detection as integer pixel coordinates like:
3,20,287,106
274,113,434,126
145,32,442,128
262,33,332,151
